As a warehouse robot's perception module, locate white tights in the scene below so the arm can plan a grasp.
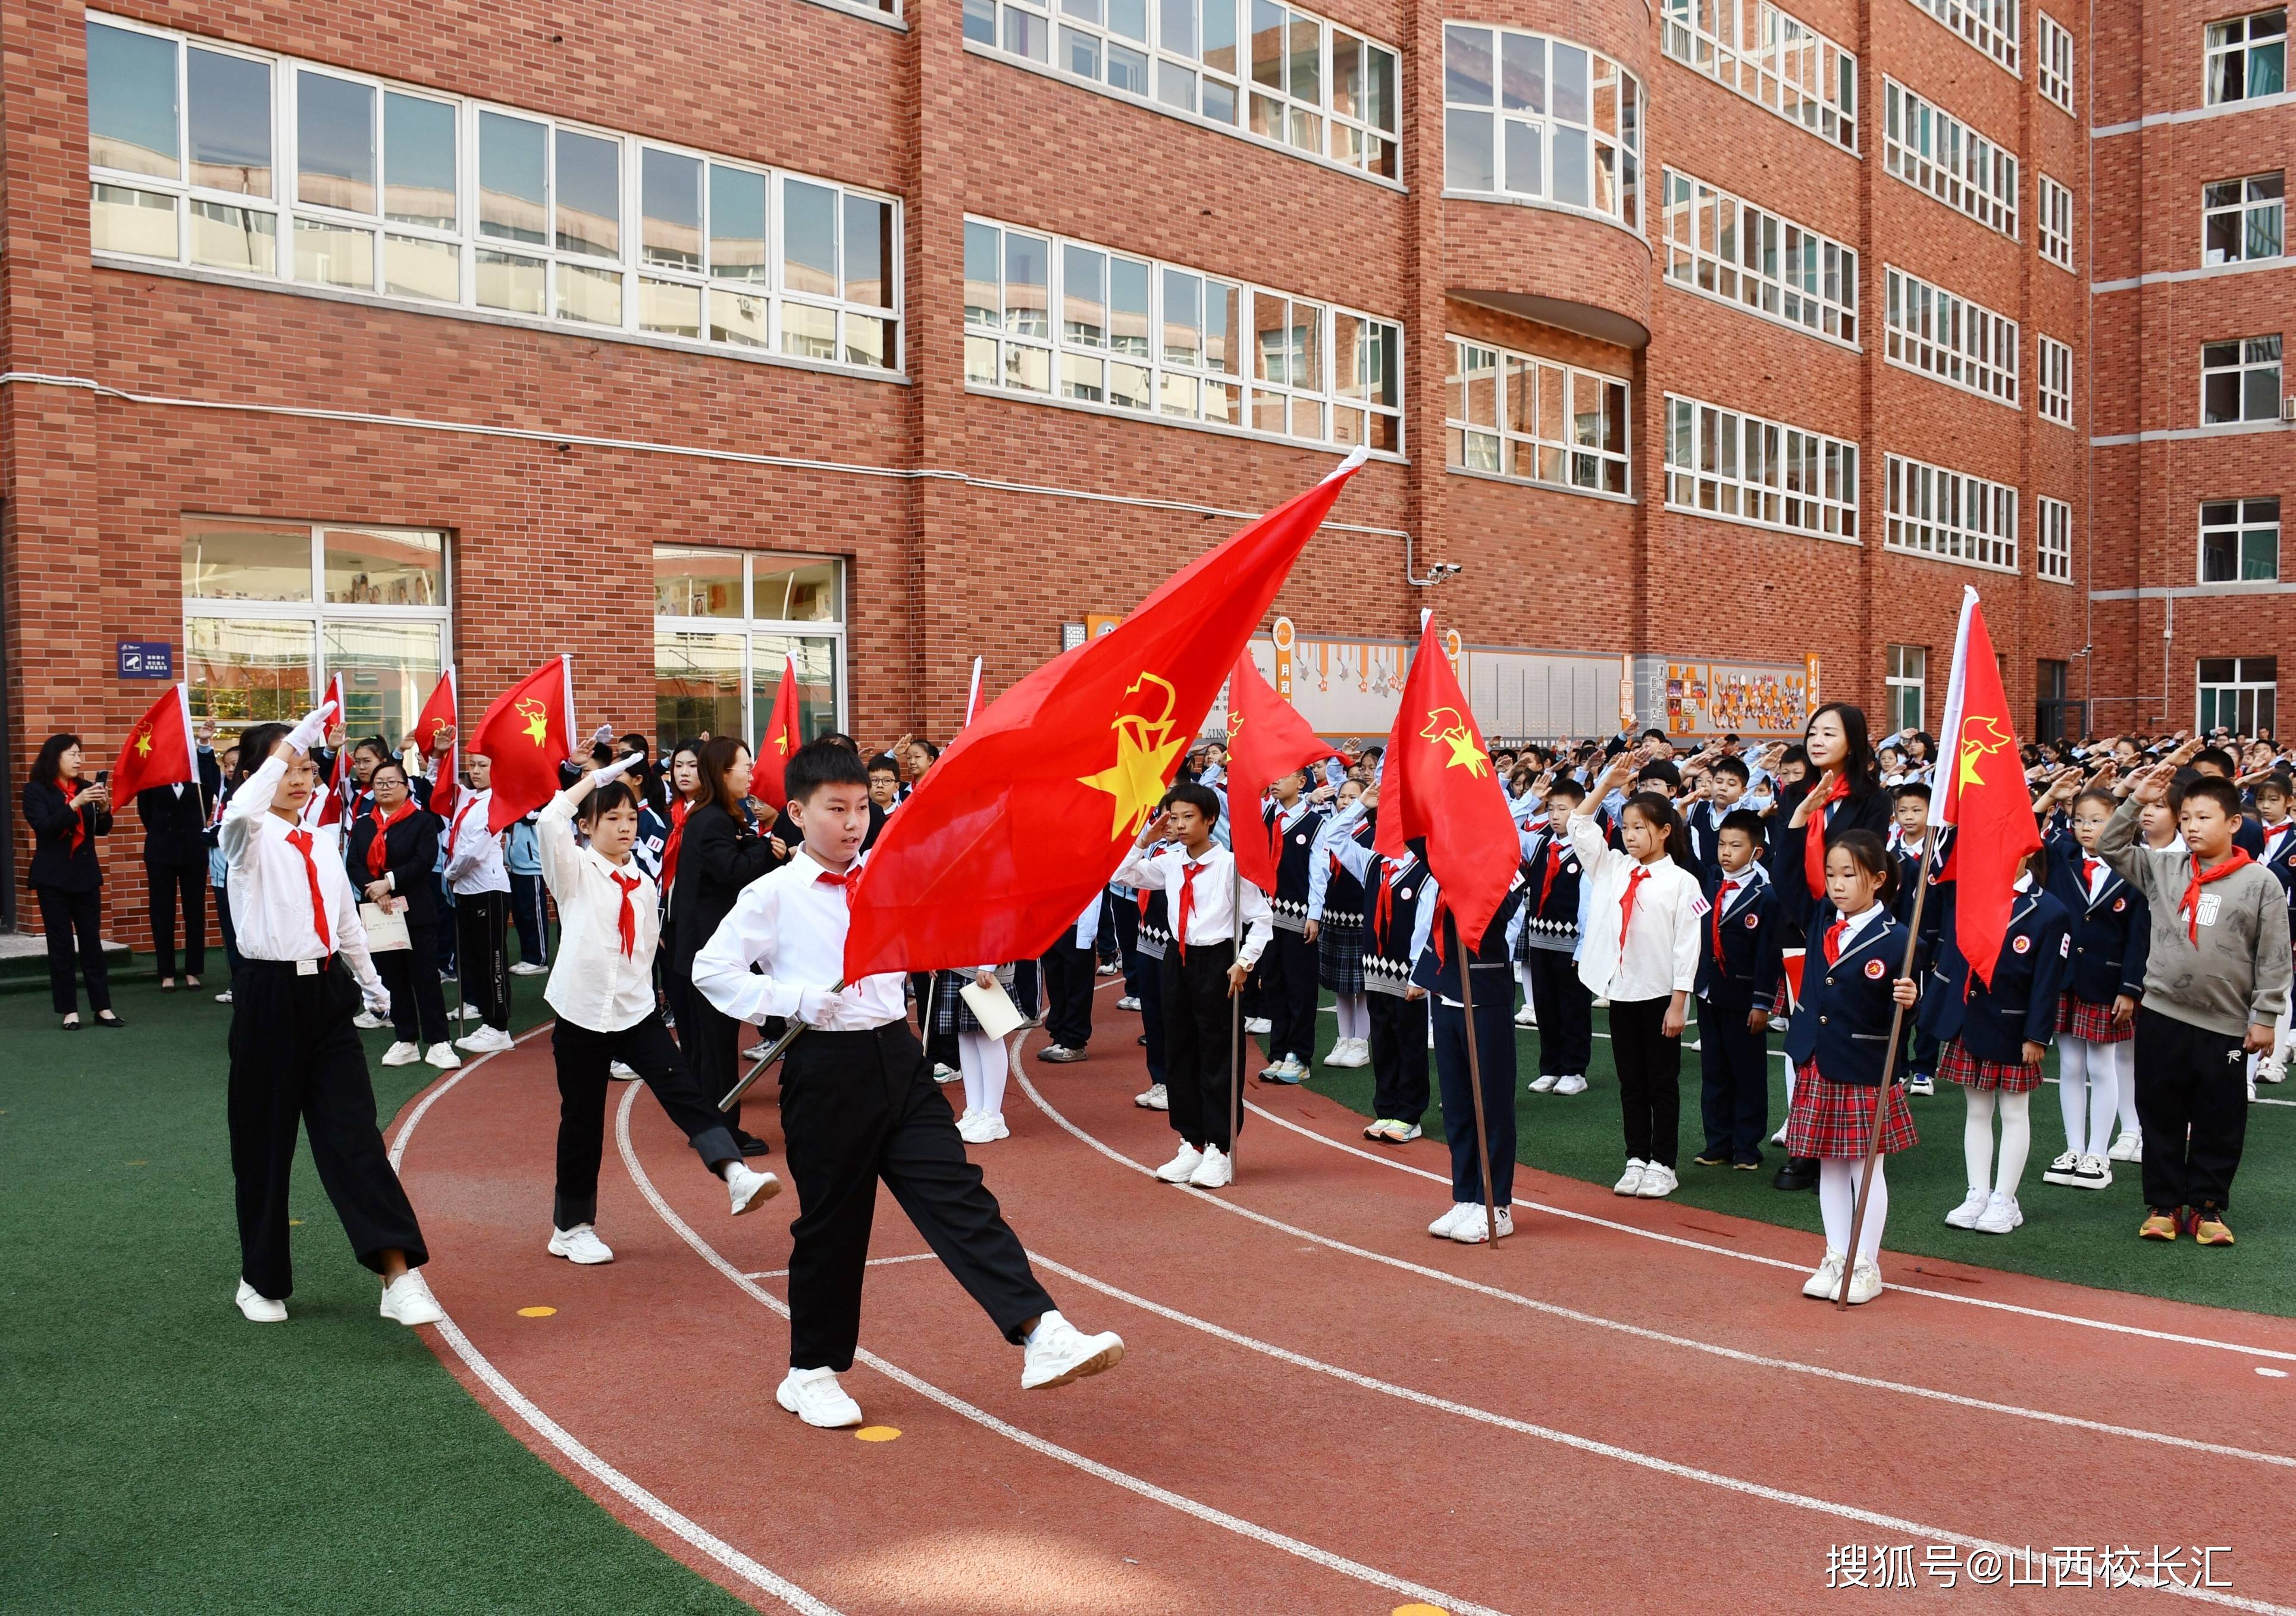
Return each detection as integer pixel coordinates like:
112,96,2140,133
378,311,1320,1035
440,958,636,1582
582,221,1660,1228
2056,1036,2125,1157
1816,1157,1887,1261
1518,964,1537,1017
1962,1086,2032,1197
959,1031,1007,1120
1333,992,1368,1042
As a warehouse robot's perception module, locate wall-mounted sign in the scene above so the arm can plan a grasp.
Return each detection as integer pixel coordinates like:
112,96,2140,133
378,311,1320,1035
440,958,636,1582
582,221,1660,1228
117,640,173,680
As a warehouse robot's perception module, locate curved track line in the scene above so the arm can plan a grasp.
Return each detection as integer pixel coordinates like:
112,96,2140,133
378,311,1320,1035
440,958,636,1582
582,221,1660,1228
611,1083,1513,1616
1011,1067,2296,1468
387,1031,844,1616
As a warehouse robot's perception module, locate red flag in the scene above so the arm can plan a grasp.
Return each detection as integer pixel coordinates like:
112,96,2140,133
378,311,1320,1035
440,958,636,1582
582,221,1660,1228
1225,652,1337,895
414,666,459,820
111,683,196,801
1928,587,2040,990
472,656,575,832
844,450,1367,979
1374,613,1518,951
754,653,803,814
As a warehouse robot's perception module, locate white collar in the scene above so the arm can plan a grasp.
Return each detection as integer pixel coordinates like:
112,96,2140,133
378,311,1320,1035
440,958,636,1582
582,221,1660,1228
2013,871,2034,894
1835,902,1887,947
1718,863,1766,890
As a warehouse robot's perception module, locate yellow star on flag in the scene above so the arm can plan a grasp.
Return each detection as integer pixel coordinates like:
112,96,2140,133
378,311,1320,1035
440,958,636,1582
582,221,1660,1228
1420,706,1489,777
133,729,152,757
1079,673,1186,840
515,697,550,747
1957,715,2012,790
774,732,789,754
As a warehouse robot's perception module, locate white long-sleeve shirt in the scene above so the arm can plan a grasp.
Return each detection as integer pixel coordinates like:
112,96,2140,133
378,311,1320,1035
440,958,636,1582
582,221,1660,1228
220,752,381,991
1567,812,1704,1002
537,786,661,1032
691,847,909,1030
1110,842,1273,966
443,788,510,896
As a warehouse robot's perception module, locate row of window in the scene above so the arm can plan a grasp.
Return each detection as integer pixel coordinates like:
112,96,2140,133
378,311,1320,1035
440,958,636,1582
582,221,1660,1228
1440,26,1643,233
1903,0,2019,77
1660,170,1858,347
1882,80,2019,240
1662,397,1858,542
1659,0,1858,153
1883,266,2021,407
1443,339,1631,497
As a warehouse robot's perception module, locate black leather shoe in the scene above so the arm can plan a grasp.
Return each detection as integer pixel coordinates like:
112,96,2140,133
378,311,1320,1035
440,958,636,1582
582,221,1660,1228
1772,1155,1819,1192
735,1130,772,1157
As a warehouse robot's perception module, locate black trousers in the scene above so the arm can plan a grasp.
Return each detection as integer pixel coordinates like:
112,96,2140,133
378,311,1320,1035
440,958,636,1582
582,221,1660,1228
551,1013,741,1229
146,859,208,978
1264,924,1320,1064
227,959,428,1300
1524,948,1592,1076
434,879,457,976
1110,896,1142,995
1610,994,1684,1169
1138,950,1168,1086
377,920,450,1047
678,987,751,1136
1433,985,1517,1203
509,870,551,967
214,882,244,976
781,1023,1053,1371
1366,988,1430,1126
1699,998,1769,1164
35,884,110,1016
1161,942,1245,1151
911,972,959,1069
1041,938,1098,1051
2133,1006,2251,1213
456,890,512,1031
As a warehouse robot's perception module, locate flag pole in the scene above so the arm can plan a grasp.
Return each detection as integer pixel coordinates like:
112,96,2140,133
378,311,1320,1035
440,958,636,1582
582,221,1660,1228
1447,911,1503,1249
1835,838,1938,1309
1229,852,1243,1179
720,978,844,1111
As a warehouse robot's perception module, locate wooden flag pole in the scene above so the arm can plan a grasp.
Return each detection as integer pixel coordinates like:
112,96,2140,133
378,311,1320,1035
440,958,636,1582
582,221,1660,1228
1447,911,1503,1249
1228,853,1244,1178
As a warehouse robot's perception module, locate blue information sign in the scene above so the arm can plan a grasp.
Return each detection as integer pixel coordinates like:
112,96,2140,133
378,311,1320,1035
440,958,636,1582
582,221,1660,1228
117,640,174,680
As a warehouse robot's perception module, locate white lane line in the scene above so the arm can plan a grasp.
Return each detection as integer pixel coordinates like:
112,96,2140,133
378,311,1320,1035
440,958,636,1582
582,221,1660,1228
1012,1069,2295,1470
1237,1095,2296,1363
388,1028,844,1616
744,1252,938,1281
612,1084,1512,1616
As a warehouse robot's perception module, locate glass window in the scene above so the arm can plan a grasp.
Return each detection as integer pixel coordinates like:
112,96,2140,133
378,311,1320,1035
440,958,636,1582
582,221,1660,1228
2037,496,2072,581
653,545,748,617
1445,25,1640,229
654,631,747,746
2201,335,2284,422
643,149,703,271
1884,265,2020,406
183,519,315,602
1448,337,1627,496
1884,79,2018,239
1662,393,1856,538
652,549,848,752
2200,497,2281,581
189,48,272,196
782,179,838,298
92,183,178,259
187,617,317,725
2207,9,2287,104
751,634,842,747
753,558,841,622
2196,656,2277,734
384,93,456,229
2037,12,2075,111
322,619,443,744
1903,0,2019,73
2038,174,2073,270
322,526,444,606
2204,171,2285,264
1662,170,1857,345
1885,645,1926,732
1659,0,1857,152
297,71,375,215
479,111,547,245
87,21,180,178
553,129,620,259
1885,454,2019,572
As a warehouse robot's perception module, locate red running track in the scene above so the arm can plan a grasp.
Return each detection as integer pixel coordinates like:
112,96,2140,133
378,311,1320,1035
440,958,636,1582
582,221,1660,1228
387,1018,2296,1616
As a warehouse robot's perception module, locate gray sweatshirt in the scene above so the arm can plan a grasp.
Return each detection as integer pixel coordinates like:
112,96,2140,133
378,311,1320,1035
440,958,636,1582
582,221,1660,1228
2096,797,2292,1038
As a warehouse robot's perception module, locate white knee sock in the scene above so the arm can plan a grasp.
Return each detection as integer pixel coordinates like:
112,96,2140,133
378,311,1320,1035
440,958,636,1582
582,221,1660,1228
2056,1036,2091,1153
1962,1086,1999,1194
1335,993,1367,1041
1995,1089,2032,1197
2087,1039,2124,1157
1817,1158,1854,1252
1781,1052,1797,1110
959,1031,1006,1117
1518,964,1536,1016
1849,1157,1888,1261
2116,1039,2141,1134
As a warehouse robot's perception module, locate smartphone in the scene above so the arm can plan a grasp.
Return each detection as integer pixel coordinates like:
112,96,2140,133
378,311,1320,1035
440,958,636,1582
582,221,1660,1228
95,769,110,784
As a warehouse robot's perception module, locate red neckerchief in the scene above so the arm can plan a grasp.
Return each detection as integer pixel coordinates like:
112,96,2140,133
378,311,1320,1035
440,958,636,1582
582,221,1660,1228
1619,866,1652,951
365,798,415,877
1538,837,1565,912
1823,916,1849,966
1176,858,1206,963
283,828,332,955
1371,859,1401,940
608,869,643,957
814,868,853,905
660,797,693,895
2081,856,2100,890
1712,876,1743,956
1802,775,1851,898
2178,848,2254,945
450,796,482,855
57,778,86,852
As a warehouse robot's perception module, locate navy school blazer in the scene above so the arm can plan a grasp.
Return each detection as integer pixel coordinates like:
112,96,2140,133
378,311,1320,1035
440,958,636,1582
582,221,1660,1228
2041,829,2151,1007
1916,882,2073,1062
1694,869,1783,1011
1780,904,1909,1088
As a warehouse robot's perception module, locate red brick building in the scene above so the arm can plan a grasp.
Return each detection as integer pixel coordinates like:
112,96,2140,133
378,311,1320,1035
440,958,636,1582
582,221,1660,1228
1,0,2283,931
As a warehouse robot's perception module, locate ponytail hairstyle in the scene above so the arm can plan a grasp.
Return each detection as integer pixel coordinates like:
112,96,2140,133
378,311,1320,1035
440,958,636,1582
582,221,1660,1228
1826,828,1899,909
1621,790,1694,866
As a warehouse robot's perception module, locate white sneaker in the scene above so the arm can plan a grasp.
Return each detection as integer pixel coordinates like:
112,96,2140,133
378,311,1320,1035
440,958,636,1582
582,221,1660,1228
215,989,234,1003
2107,1128,2142,1163
726,1161,781,1215
1514,1005,1538,1027
1116,995,1141,1011
1636,1163,1679,1199
1771,1122,1790,1146
1844,1255,1883,1305
509,960,548,976
1429,1202,1476,1238
743,1041,770,1061
956,1112,988,1143
1389,1122,1423,1142
379,1270,444,1327
1527,1074,1558,1093
1134,1082,1169,1110
1449,1204,1515,1244
1186,1144,1233,1188
777,1366,864,1429
2040,1149,2084,1186
1974,1192,2024,1235
423,1041,463,1069
1097,961,1122,976
1801,1250,1846,1299
353,1010,387,1030
234,1280,286,1323
1553,1074,1588,1096
2073,1153,2113,1189
932,1063,960,1084
608,1060,639,1081
1154,1143,1205,1183
456,1002,484,1021
1261,1056,1308,1085
961,1113,1010,1143
1612,1158,1647,1197
547,1224,615,1264
456,1026,513,1054
1020,1310,1126,1389
380,1041,422,1066
1944,1186,1990,1229
1245,1016,1273,1035
2260,1057,2288,1085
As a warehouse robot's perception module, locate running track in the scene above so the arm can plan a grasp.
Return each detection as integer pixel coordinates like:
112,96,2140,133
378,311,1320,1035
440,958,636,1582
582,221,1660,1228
387,997,2296,1615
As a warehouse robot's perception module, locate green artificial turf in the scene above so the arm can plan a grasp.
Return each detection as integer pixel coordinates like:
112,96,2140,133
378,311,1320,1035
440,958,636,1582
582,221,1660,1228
1297,1000,2296,1319
0,970,754,1616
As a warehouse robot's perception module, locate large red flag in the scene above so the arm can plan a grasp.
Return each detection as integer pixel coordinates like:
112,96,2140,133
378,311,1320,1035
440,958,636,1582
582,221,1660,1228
844,450,1367,979
413,666,459,819
111,683,196,801
1374,613,1518,951
1928,586,2040,990
754,653,803,814
1226,652,1337,895
473,656,575,832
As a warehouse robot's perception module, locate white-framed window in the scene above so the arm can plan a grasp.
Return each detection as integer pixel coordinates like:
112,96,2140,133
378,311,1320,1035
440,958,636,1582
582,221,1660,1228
1885,453,2019,572
181,518,450,735
2197,656,2277,733
86,15,902,374
1659,0,1857,151
963,217,1402,453
1441,25,1643,232
2037,495,2072,581
1884,266,2020,406
2200,496,2282,581
2206,9,2286,105
1661,170,1858,346
1663,394,1858,541
963,0,1401,179
1885,644,1927,732
2201,335,2284,423
653,547,846,753
1446,337,1630,497
1903,0,2019,74
2038,334,2073,425
2037,12,2075,110
1882,80,2019,239
2204,172,2285,264
2038,174,2074,269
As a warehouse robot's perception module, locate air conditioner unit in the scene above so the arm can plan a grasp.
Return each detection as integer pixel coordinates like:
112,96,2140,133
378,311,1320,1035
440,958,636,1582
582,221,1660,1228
2283,396,2296,423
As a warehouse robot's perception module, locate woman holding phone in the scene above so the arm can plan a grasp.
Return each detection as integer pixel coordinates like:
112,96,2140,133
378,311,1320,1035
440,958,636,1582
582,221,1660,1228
26,733,121,1028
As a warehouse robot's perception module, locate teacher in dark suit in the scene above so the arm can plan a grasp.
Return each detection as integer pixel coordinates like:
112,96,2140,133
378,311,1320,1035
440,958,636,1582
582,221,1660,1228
25,732,121,1029
137,718,225,991
346,760,453,1069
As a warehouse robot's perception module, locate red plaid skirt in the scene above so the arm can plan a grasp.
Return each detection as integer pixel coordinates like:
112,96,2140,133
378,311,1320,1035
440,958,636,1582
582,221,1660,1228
1785,1062,1919,1158
1940,1038,2044,1092
2057,992,2133,1045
